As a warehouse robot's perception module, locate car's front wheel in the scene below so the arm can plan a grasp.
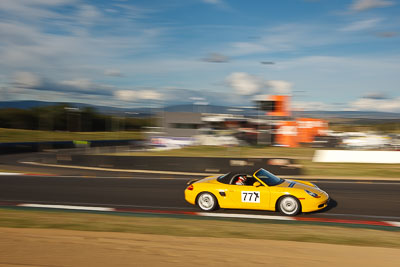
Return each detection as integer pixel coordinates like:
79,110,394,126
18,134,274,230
278,196,301,216
197,192,218,211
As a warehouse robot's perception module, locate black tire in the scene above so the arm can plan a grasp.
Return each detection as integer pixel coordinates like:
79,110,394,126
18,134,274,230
197,192,218,211
278,196,301,216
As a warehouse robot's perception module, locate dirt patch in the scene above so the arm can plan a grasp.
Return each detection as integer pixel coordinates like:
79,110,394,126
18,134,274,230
0,227,399,267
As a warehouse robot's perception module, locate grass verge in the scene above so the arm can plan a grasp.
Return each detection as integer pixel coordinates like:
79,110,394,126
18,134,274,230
0,128,142,142
0,208,399,248
107,146,317,159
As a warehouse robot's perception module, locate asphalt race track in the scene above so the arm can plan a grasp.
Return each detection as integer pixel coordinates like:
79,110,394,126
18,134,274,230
0,175,399,221
0,152,399,221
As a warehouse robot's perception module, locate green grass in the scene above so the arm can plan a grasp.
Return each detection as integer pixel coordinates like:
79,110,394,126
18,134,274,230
106,146,400,178
110,146,317,159
0,208,399,248
0,128,143,143
302,161,400,177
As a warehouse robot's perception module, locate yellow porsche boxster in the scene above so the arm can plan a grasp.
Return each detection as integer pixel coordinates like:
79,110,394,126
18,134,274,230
185,168,329,215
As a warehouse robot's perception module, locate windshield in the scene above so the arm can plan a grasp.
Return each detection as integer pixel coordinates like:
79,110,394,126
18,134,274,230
254,168,284,186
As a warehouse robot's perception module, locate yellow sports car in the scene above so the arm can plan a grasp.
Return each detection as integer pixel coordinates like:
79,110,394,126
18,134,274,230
185,168,329,215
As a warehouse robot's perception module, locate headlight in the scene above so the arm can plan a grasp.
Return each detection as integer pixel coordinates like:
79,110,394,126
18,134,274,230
305,189,319,198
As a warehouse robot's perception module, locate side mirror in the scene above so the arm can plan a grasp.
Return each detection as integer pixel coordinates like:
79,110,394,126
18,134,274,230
253,182,261,187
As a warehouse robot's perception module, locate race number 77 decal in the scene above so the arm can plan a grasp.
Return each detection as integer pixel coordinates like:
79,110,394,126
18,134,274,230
241,191,260,203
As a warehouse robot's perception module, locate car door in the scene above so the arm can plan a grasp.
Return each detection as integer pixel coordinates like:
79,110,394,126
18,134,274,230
229,183,270,210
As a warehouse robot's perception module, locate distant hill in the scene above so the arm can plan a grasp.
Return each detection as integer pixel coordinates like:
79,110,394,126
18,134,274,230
0,100,145,116
293,111,400,120
0,100,399,119
0,100,56,109
164,104,246,114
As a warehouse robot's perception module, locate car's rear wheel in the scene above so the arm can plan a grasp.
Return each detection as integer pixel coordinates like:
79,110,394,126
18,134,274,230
278,196,300,216
197,192,218,211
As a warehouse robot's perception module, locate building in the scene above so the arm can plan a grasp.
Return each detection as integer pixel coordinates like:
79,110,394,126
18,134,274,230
153,98,328,148
161,112,204,137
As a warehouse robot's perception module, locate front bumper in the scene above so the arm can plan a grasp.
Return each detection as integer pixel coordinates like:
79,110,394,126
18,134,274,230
302,193,330,213
317,197,330,209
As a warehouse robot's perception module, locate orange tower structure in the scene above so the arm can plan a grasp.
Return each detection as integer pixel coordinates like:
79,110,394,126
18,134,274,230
256,95,328,147
265,95,291,117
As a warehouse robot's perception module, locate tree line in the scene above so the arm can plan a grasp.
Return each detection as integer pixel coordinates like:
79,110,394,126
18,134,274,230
0,104,155,132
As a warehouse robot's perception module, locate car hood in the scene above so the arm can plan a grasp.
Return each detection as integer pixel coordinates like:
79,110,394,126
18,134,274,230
276,179,320,193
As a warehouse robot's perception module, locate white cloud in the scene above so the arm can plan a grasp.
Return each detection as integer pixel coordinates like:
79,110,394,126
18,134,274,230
114,90,137,101
0,0,76,21
350,0,395,11
137,90,163,100
266,80,292,95
340,18,382,32
349,97,400,112
0,0,166,104
0,22,40,45
13,72,41,88
226,73,293,96
114,90,163,101
77,4,101,26
1,1,399,110
226,72,261,95
225,23,346,57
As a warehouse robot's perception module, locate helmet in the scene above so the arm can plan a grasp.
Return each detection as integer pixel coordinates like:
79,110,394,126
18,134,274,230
236,175,246,185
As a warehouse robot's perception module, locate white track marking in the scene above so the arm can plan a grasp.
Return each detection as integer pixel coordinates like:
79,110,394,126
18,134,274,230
9,200,191,210
321,213,400,220
197,212,294,221
18,203,114,212
0,172,22,175
9,200,400,220
21,161,221,176
22,175,191,180
6,203,400,227
384,221,400,227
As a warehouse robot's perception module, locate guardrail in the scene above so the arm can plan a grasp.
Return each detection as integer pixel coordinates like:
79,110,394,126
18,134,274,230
0,140,143,154
57,155,302,175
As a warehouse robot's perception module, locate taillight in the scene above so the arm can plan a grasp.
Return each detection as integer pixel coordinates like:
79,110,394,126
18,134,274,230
187,184,194,191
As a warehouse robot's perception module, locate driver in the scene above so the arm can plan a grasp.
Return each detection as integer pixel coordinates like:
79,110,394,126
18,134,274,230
235,175,247,185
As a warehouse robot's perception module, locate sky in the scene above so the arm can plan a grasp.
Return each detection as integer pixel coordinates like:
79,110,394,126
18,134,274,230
0,0,399,112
